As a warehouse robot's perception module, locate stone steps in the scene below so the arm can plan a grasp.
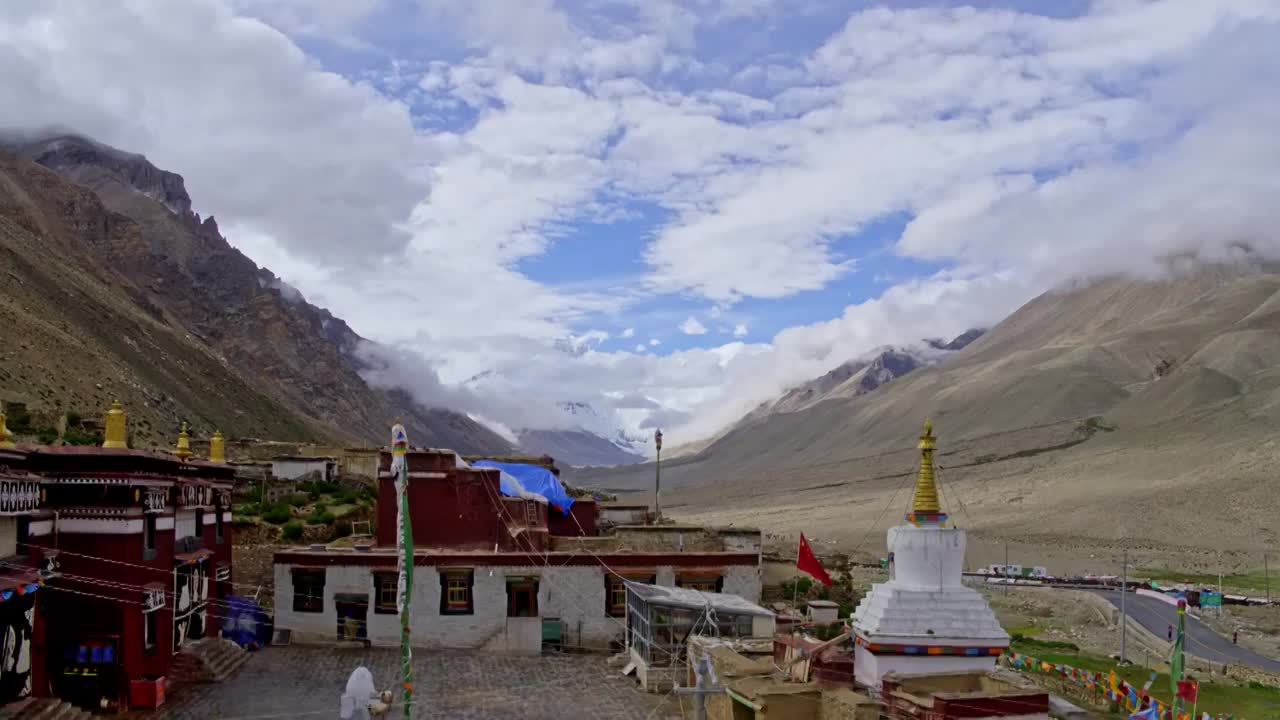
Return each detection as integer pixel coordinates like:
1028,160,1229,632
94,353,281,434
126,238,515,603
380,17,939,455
0,699,95,720
170,637,250,684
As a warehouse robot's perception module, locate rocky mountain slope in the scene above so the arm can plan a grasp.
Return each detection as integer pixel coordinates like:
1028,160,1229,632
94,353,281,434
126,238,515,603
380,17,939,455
661,332,981,461
0,135,510,453
571,268,1280,570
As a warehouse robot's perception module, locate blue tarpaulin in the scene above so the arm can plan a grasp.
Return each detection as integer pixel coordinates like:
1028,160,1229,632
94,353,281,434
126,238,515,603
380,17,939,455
473,460,575,515
220,595,272,650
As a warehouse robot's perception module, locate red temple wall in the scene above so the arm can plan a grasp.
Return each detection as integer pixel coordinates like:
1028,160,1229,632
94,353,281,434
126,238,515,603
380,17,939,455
376,469,504,549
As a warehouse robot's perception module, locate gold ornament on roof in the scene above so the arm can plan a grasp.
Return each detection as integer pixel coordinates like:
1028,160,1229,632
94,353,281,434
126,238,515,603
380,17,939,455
209,430,226,464
911,418,942,515
175,422,192,461
103,401,128,449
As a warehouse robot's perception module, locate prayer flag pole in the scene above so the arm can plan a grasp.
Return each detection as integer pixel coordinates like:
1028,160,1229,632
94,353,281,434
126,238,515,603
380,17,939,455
391,421,414,718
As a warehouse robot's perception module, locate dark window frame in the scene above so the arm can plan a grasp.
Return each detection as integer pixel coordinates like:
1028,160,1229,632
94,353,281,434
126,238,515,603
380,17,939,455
506,579,539,618
292,569,325,613
606,574,655,617
143,514,157,561
374,572,398,615
143,609,158,656
439,570,475,616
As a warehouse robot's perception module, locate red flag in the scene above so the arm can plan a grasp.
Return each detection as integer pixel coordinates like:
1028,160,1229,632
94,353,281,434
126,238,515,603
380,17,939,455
1175,680,1198,703
797,533,833,586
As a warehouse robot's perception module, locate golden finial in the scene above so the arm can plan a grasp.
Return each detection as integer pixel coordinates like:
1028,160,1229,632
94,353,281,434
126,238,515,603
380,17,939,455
174,422,192,461
909,417,943,519
0,413,13,449
209,430,225,464
103,401,128,449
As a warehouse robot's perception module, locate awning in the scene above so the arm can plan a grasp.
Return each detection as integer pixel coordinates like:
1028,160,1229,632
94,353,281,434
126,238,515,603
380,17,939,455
0,567,43,602
174,548,213,565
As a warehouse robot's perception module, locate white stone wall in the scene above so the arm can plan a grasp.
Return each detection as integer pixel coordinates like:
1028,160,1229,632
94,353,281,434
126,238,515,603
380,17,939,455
272,459,330,480
274,561,764,653
722,564,762,601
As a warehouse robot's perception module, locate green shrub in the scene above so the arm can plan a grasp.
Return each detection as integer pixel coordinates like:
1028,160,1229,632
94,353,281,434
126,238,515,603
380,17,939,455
307,510,335,525
232,518,256,529
63,429,98,445
281,521,304,541
35,427,58,444
235,503,260,516
262,504,291,524
65,411,82,426
334,521,353,538
781,576,814,599
286,493,309,507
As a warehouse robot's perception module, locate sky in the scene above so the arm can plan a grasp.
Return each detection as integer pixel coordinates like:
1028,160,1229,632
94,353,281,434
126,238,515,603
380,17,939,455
2,0,1280,450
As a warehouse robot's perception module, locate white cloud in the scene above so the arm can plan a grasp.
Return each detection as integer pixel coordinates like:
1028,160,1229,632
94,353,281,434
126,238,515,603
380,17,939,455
679,316,708,335
4,0,1279,454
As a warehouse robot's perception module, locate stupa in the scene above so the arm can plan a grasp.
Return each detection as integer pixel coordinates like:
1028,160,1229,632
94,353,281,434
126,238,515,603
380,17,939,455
850,419,1009,688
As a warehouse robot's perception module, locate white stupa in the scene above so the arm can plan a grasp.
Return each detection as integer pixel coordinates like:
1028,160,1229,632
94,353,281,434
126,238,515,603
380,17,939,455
851,420,1009,688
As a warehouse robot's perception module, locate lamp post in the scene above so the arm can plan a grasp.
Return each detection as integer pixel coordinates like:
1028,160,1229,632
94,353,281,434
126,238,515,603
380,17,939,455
654,429,663,525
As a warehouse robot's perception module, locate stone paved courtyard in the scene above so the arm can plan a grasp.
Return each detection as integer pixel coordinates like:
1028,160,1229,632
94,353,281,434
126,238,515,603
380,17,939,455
140,647,682,719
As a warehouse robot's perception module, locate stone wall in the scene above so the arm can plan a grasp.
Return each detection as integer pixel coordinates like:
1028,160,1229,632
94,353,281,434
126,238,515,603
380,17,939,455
274,560,765,653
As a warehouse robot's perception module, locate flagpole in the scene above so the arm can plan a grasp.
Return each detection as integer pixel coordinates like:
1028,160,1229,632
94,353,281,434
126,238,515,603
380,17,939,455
391,422,414,719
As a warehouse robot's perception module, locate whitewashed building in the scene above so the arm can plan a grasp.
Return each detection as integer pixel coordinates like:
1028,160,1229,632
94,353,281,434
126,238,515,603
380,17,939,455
272,449,763,655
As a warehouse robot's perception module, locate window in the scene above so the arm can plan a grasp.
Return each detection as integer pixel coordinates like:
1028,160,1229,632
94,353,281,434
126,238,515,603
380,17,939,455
15,517,29,552
374,573,398,615
143,515,157,561
677,575,722,593
195,508,204,533
143,609,158,655
439,571,474,615
606,574,654,617
215,511,224,545
506,578,538,618
292,569,325,613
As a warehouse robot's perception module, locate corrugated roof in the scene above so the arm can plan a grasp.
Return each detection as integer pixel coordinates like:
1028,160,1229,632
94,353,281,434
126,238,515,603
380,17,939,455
625,581,774,617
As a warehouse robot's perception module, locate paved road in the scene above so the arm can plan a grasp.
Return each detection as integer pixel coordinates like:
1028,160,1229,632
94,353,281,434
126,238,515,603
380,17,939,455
1091,590,1280,672
130,647,680,719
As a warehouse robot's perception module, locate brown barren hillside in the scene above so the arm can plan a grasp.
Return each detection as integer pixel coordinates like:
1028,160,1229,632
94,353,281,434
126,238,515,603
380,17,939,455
0,137,511,453
573,269,1280,573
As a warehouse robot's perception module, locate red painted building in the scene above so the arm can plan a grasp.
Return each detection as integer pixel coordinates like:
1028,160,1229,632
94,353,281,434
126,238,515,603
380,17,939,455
0,405,235,713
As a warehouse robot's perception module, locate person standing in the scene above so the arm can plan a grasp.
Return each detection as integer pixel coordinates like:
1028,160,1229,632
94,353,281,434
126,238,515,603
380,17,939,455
1167,624,1173,642
1232,630,1238,645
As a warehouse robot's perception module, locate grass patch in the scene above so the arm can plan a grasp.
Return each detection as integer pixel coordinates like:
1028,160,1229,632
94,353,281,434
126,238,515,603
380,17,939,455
1010,641,1280,718
1139,568,1274,594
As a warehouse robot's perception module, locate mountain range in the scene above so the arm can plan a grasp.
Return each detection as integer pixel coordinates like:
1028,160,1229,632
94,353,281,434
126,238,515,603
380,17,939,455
571,267,1280,571
0,133,510,453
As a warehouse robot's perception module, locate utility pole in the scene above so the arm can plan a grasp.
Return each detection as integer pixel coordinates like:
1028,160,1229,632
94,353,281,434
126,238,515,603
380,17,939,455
1004,541,1009,594
1120,547,1128,665
1266,553,1270,603
653,429,663,525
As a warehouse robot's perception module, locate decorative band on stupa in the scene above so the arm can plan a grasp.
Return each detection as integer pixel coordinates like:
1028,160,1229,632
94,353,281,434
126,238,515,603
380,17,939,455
907,418,948,526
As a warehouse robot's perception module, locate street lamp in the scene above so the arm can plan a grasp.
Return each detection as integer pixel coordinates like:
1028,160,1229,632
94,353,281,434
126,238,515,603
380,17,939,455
653,429,663,524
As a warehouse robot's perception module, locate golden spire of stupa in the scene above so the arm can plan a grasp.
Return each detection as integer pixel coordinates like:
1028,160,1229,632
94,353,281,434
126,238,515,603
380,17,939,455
907,418,946,524
209,430,225,464
0,413,13,449
174,422,192,461
103,401,128,449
